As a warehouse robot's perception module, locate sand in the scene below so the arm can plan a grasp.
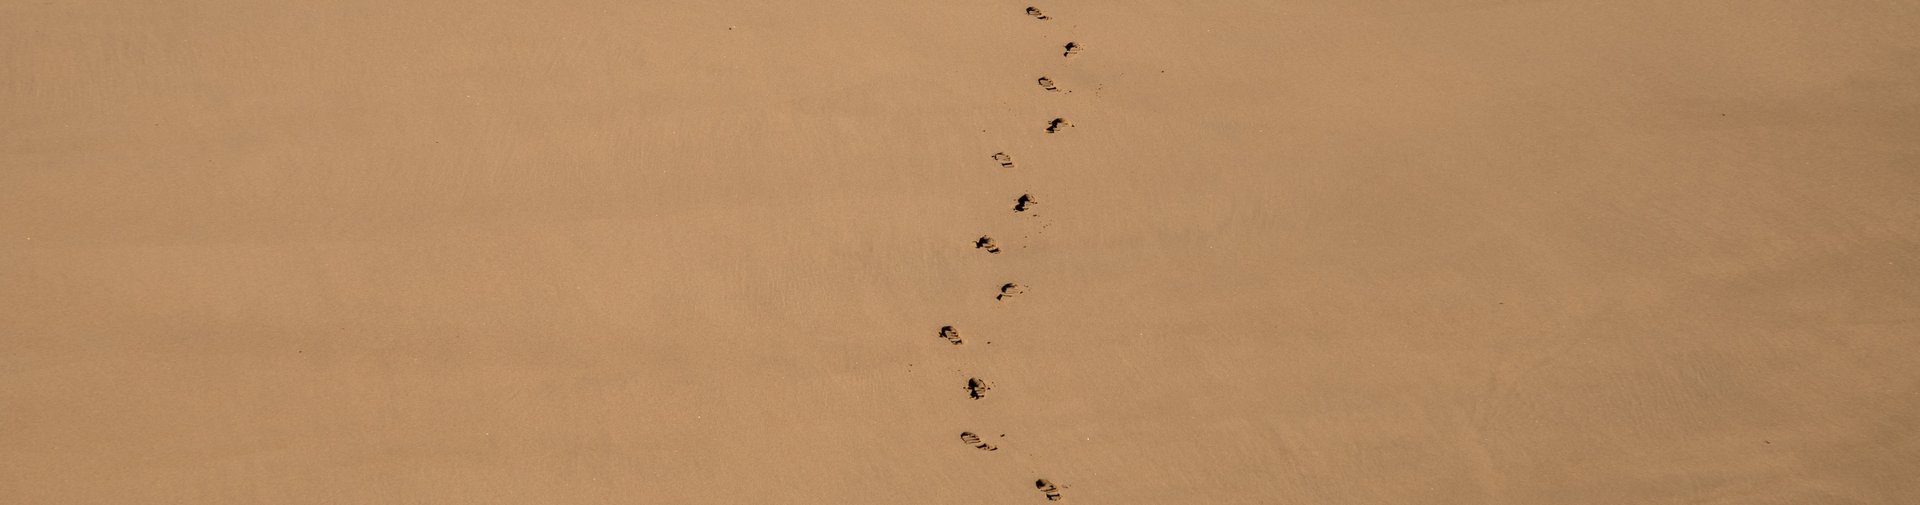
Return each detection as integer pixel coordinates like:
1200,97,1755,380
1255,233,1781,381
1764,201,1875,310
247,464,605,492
4,1,1918,503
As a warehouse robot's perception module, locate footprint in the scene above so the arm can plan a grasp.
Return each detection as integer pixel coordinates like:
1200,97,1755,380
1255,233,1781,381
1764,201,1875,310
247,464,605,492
967,378,992,399
1037,76,1058,91
976,236,1001,254
939,325,964,345
1036,479,1063,501
1026,7,1050,20
997,283,1028,301
960,432,998,451
1062,42,1082,57
1014,194,1037,212
1045,118,1072,133
992,152,1016,168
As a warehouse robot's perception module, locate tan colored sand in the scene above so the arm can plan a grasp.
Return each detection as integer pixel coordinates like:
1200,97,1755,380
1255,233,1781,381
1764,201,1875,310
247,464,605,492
4,1,1918,503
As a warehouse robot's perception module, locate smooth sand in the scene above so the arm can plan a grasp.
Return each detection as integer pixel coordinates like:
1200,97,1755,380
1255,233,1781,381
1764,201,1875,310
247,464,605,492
4,1,1918,503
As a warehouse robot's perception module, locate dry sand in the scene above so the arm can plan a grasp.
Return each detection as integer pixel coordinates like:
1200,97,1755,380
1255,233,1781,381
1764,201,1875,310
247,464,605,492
4,1,1919,503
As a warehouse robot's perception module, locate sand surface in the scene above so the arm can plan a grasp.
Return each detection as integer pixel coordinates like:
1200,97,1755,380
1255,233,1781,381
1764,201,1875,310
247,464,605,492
4,1,1919,503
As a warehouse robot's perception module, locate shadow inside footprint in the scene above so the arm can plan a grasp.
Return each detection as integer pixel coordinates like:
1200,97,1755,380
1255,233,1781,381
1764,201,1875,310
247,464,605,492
1014,194,1037,212
975,236,1001,254
1037,76,1058,91
1026,7,1050,20
1036,479,1062,501
1045,118,1072,133
997,283,1028,301
960,431,999,451
967,378,992,399
992,152,1016,168
1062,42,1081,57
939,325,963,345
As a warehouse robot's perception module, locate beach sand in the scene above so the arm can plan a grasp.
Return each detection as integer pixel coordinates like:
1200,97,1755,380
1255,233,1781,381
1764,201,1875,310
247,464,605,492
4,1,1918,503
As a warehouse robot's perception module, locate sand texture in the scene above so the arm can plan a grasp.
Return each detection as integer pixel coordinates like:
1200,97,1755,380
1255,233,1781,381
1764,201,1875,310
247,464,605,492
4,1,1919,503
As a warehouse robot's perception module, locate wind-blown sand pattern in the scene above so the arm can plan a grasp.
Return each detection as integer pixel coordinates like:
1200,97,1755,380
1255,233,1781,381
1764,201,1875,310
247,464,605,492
4,1,1919,504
